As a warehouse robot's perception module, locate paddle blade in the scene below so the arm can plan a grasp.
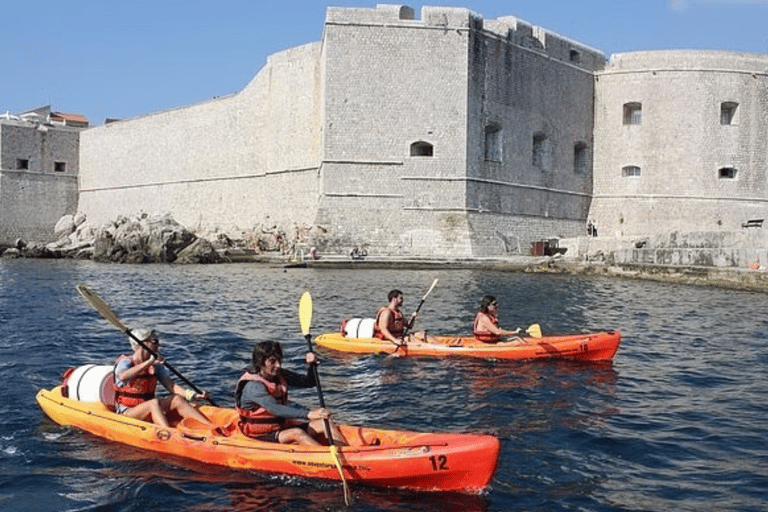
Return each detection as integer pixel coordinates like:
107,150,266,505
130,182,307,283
526,323,543,338
422,278,439,301
299,292,313,336
76,285,129,333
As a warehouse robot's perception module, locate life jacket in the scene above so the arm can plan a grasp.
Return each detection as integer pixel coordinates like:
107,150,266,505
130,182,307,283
373,306,404,339
473,312,501,343
113,355,158,407
235,371,289,437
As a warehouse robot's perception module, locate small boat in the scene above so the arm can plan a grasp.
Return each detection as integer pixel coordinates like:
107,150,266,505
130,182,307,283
36,373,499,494
315,327,621,361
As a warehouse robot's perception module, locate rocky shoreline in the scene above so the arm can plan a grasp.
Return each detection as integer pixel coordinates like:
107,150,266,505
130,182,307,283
4,213,768,294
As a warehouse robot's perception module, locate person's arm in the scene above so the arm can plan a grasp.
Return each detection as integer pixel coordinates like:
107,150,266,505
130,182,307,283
240,380,311,420
115,356,155,385
477,314,519,336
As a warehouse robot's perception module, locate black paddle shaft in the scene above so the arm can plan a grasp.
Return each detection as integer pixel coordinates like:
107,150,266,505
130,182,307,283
304,333,334,443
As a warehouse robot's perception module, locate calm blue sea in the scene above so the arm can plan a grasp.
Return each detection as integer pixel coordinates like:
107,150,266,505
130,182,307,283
1,258,767,511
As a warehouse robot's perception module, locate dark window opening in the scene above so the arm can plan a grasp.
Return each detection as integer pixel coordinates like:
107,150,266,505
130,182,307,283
484,125,502,162
719,167,737,179
574,142,588,174
720,102,738,125
622,165,641,177
623,102,642,125
532,132,550,170
16,158,29,170
410,141,433,157
569,50,581,63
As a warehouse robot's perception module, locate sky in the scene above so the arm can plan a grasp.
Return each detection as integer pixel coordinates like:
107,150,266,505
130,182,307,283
2,0,767,126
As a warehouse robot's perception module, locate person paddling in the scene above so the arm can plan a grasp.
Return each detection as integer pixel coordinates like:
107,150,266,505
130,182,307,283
235,341,347,446
473,295,524,343
113,328,213,427
373,289,416,346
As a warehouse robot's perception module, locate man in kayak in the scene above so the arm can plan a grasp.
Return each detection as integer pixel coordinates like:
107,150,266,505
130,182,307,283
374,289,417,345
114,328,213,428
235,341,348,446
473,295,523,343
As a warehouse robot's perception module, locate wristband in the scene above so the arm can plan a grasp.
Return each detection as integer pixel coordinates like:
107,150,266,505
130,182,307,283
185,389,196,401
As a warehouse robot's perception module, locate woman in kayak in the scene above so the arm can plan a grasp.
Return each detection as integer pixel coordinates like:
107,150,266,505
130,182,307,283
235,341,347,446
113,328,213,427
473,295,523,343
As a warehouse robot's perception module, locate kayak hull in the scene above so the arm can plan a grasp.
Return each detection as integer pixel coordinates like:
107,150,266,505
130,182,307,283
315,330,621,361
36,386,499,493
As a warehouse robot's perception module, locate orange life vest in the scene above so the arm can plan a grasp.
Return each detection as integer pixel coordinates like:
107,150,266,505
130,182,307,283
235,371,289,437
113,355,158,407
373,306,405,339
473,312,501,343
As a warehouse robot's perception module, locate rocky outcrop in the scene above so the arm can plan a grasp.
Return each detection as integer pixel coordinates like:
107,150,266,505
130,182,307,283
3,213,327,264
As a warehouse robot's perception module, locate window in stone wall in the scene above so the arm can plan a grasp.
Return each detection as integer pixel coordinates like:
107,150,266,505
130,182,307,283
410,141,433,157
484,125,502,162
569,50,581,63
54,161,66,172
718,167,737,179
16,158,29,170
622,165,641,177
623,102,642,125
720,102,738,125
574,142,588,174
532,132,550,170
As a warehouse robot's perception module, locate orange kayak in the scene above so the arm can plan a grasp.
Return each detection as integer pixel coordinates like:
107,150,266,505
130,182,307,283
36,385,499,493
315,330,621,361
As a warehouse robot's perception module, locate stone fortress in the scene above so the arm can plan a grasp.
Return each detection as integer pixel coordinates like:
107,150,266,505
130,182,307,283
4,4,768,263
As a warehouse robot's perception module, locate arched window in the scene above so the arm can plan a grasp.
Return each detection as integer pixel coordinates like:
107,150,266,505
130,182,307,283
622,165,641,177
410,141,433,157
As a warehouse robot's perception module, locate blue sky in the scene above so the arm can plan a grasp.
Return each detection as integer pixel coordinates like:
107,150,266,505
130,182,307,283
2,1,766,126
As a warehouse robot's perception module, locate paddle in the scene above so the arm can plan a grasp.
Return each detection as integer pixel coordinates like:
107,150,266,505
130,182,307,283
299,292,351,505
526,323,543,338
76,284,217,406
400,278,439,341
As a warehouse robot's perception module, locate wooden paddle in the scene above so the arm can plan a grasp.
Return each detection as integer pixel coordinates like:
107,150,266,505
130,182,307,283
299,292,351,505
76,284,217,406
401,278,439,340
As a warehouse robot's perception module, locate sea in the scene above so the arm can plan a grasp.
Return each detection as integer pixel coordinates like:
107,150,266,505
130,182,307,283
1,258,767,512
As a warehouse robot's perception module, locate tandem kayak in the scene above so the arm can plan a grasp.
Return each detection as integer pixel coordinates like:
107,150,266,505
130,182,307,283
315,329,622,361
36,383,499,494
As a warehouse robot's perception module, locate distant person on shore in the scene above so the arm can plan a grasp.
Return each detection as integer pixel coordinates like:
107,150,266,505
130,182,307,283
374,289,417,345
235,341,347,446
473,295,523,343
113,328,212,428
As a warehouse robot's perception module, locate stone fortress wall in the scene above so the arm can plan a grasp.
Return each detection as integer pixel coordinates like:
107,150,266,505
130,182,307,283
79,42,324,235
78,4,605,257
591,51,768,237
0,119,79,242
73,4,768,260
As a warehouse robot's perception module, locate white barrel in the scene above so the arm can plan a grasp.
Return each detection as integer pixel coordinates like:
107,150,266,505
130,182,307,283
344,318,375,338
65,364,114,402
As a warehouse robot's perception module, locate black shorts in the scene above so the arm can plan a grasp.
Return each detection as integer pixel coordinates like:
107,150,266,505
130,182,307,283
256,422,310,443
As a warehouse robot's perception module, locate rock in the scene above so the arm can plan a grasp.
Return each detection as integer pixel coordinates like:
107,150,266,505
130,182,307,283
174,238,224,264
2,248,21,258
54,215,76,238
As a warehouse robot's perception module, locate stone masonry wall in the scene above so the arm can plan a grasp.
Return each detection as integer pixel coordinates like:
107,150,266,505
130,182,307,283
591,51,768,237
79,42,324,234
0,121,79,244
